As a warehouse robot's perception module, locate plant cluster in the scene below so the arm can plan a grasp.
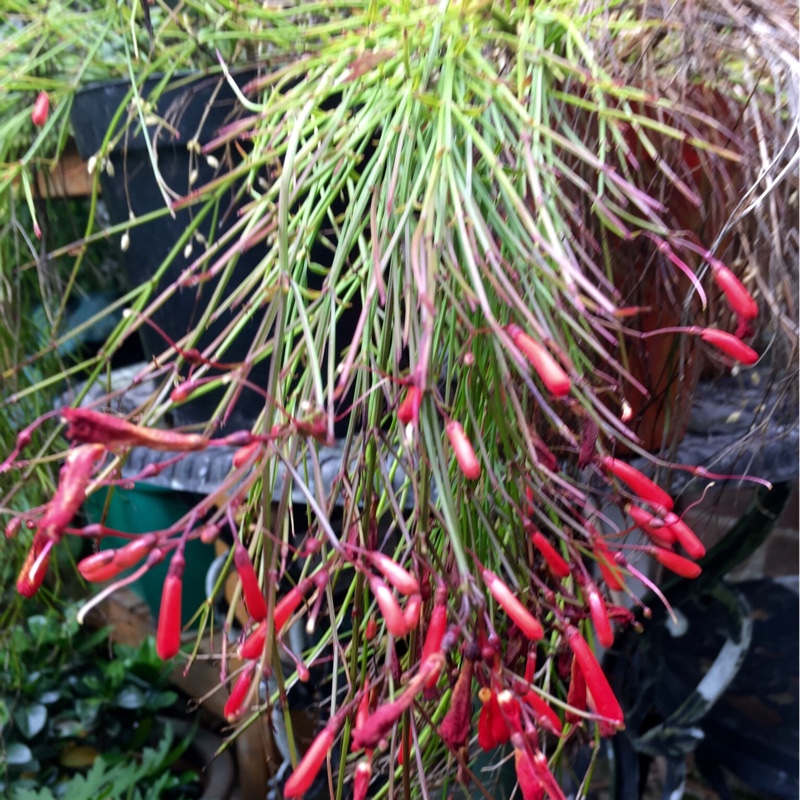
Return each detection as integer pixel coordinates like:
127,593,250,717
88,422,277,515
1,1,797,799
0,602,199,800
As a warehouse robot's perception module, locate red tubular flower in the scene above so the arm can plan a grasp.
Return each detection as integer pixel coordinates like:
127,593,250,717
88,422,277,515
283,721,337,798
586,586,614,648
531,749,568,800
224,663,256,722
77,550,117,583
506,324,571,398
16,532,54,598
232,440,264,469
481,567,544,641
366,552,420,597
239,577,313,659
565,625,624,731
352,655,443,751
353,760,372,800
530,531,571,578
156,553,184,661
234,542,267,622
38,444,105,543
397,386,422,427
699,328,758,365
78,534,158,583
31,91,50,126
420,599,447,689
599,456,674,511
402,593,422,631
5,517,21,539
649,547,702,578
521,692,563,737
368,575,408,637
477,688,498,751
496,690,522,738
61,408,208,452
352,685,373,756
565,655,587,724
626,504,677,546
445,420,481,480
664,513,706,559
593,538,625,592
514,748,545,800
440,655,474,750
712,264,758,321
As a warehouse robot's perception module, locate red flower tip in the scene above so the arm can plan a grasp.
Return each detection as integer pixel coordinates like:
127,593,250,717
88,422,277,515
283,722,337,798
565,655,587,724
402,593,422,631
478,688,498,751
664,513,706,559
397,386,422,427
530,531,571,578
234,542,267,622
586,588,614,648
649,547,702,578
712,263,758,321
496,689,522,737
482,567,544,641
16,533,54,598
353,760,372,800
506,325,571,397
626,504,677,546
599,456,674,511
224,663,256,722
238,578,314,659
445,420,481,480
5,517,21,539
520,692,563,737
699,328,759,365
31,91,50,127
514,748,545,800
420,602,448,688
368,575,408,638
366,552,420,596
592,538,625,592
565,626,624,731
156,573,183,660
232,440,264,469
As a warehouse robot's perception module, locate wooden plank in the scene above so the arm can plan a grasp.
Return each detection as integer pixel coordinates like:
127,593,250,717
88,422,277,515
34,140,96,198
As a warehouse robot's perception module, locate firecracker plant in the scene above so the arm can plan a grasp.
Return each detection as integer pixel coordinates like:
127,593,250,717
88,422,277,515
1,1,798,799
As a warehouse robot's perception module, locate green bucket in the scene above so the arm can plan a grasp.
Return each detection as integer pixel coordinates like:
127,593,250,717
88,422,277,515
83,483,214,628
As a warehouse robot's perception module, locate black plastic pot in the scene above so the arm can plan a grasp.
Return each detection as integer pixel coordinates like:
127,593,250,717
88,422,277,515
70,71,360,434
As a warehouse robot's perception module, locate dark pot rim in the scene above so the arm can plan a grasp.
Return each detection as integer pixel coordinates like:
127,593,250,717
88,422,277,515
74,65,260,98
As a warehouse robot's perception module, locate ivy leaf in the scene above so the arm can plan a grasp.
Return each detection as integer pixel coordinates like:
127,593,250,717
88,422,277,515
4,742,34,766
15,703,47,739
113,686,145,710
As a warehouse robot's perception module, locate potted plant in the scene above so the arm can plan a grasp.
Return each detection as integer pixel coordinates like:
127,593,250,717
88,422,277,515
0,592,236,800
1,2,796,800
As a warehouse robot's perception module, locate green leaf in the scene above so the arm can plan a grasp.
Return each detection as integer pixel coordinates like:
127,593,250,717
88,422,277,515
15,702,47,739
148,691,179,711
13,788,55,800
113,686,145,710
4,742,33,766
